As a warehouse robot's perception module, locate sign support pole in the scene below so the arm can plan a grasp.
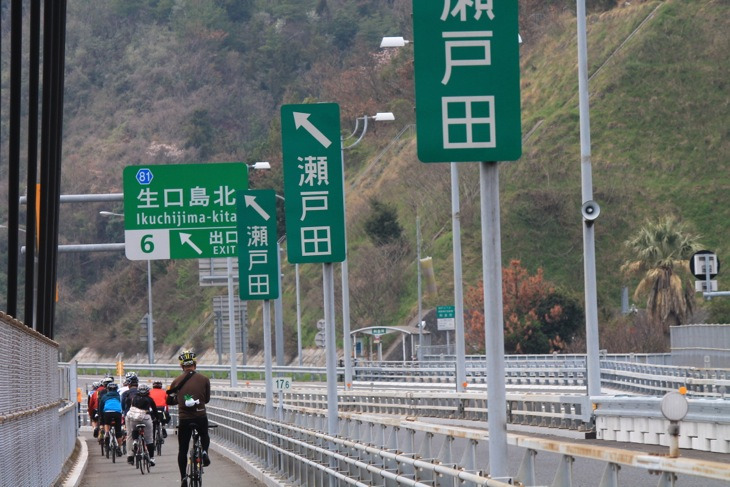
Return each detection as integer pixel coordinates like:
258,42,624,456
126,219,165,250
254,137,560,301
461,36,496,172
226,257,238,387
323,263,339,487
480,161,507,479
451,163,466,391
263,300,274,420
262,299,273,469
146,259,155,364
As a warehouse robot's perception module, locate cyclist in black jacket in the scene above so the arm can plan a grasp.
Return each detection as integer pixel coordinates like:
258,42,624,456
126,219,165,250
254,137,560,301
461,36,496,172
125,384,158,466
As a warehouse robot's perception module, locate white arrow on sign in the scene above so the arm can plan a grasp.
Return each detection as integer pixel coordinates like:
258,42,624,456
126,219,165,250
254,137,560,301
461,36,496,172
179,233,203,255
293,112,332,148
244,194,270,221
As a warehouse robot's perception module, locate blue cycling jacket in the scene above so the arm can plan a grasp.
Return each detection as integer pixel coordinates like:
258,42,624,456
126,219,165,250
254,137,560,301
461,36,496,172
100,391,123,413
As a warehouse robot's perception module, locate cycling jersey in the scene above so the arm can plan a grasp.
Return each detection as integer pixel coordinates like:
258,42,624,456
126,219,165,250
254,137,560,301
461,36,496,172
149,388,167,409
121,387,139,415
88,386,104,414
100,390,123,413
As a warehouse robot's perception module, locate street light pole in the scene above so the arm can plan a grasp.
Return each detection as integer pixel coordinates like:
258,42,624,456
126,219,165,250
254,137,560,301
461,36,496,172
341,112,394,386
576,0,602,397
99,211,155,364
272,194,294,368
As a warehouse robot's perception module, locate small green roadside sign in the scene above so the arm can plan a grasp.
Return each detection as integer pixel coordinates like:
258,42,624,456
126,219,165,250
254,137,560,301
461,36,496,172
123,163,247,260
281,103,346,263
436,305,456,331
236,189,279,300
412,0,521,162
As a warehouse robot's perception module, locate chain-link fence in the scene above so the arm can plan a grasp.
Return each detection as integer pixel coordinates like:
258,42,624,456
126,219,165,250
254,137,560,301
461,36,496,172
0,313,77,487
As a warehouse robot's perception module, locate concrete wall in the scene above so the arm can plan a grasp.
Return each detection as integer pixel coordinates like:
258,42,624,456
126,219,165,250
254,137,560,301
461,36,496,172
671,324,730,368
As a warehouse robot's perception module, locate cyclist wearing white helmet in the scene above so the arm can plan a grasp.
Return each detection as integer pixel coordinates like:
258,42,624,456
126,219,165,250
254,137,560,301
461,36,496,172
119,371,136,396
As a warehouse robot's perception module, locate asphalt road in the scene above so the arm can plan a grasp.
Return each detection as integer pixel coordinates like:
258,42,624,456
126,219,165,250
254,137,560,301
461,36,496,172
77,430,266,487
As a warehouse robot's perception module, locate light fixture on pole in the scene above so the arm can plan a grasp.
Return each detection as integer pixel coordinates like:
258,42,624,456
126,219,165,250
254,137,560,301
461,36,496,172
249,161,271,170
341,111,395,387
100,210,155,364
380,36,410,48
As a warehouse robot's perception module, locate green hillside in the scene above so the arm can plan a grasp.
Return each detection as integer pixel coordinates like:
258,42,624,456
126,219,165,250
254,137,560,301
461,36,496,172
274,0,729,359
2,0,728,360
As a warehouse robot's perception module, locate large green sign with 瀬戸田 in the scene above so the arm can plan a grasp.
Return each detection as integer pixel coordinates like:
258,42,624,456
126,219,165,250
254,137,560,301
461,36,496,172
412,0,521,162
236,189,279,300
281,103,346,264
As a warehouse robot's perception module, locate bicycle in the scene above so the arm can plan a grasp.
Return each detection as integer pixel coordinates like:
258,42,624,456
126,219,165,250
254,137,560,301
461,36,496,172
153,418,164,456
106,422,121,463
133,424,151,475
186,423,217,487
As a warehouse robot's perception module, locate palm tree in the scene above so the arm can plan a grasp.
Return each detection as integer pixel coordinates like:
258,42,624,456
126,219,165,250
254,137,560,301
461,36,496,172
621,217,702,343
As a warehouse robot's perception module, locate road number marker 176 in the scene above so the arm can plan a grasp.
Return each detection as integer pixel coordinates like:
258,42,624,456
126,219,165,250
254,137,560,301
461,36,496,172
274,377,292,392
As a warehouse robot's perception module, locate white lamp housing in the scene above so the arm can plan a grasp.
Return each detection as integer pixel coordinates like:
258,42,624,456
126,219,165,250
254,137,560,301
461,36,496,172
251,161,271,170
380,36,408,48
373,112,395,122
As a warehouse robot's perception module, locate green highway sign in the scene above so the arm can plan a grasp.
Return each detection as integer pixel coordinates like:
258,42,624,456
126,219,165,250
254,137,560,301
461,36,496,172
123,163,248,260
412,0,521,162
281,103,346,263
236,189,279,300
437,305,456,331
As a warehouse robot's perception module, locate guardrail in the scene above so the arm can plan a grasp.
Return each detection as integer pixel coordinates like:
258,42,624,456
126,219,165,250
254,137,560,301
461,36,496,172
73,356,730,398
594,396,730,453
200,391,730,486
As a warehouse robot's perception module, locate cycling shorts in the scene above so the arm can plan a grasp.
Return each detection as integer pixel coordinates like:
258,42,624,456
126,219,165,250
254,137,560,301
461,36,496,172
103,412,124,437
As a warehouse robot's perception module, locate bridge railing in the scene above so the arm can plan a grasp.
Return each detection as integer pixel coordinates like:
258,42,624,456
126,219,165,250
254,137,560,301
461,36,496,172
73,356,730,399
198,391,730,486
1,312,77,486
594,395,730,453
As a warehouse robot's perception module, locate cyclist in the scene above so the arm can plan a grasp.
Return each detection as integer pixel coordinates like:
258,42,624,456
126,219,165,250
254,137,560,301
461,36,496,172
88,381,101,437
98,382,124,456
121,374,139,416
93,376,114,437
149,380,170,438
170,350,211,487
119,371,136,396
125,384,158,466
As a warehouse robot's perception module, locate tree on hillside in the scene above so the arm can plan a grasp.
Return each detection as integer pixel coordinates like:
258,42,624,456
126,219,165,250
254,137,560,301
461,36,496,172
464,260,582,354
363,198,403,246
621,217,702,343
